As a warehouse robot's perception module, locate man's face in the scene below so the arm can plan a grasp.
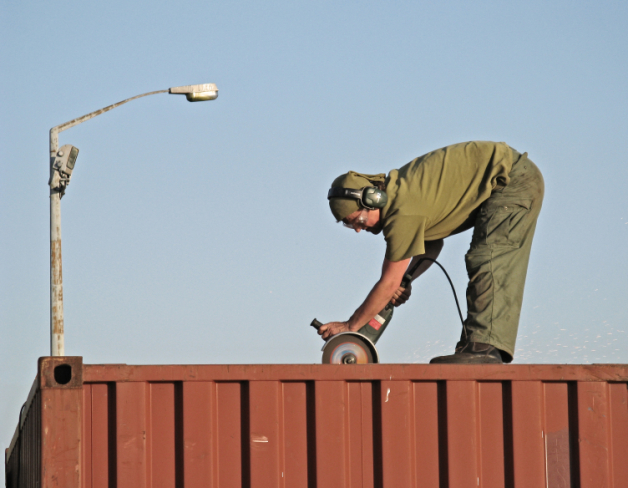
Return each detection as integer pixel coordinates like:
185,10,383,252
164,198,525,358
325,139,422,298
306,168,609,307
342,209,382,234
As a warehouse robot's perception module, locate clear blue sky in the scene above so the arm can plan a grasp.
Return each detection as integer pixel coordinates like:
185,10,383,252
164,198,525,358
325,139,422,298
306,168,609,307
1,0,627,463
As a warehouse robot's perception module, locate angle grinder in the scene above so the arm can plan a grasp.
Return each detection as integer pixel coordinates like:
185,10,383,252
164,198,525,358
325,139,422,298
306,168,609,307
311,257,466,364
312,266,417,364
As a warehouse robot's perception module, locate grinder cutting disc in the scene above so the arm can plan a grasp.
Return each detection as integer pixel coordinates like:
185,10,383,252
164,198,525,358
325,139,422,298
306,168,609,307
321,333,377,364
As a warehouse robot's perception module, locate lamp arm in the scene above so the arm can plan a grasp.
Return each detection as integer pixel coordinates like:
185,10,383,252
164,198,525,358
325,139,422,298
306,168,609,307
50,89,168,153
54,89,169,134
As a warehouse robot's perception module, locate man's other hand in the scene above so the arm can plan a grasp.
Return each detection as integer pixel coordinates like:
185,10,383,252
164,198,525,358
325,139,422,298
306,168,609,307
391,283,412,307
317,321,353,340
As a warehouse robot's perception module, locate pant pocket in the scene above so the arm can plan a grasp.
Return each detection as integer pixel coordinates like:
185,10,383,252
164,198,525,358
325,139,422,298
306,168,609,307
471,199,532,248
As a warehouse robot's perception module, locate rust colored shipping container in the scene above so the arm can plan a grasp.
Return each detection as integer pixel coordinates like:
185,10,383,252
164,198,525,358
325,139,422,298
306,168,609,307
5,357,628,488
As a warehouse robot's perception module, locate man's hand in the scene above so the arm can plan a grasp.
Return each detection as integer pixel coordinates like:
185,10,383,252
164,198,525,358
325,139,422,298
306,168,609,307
391,283,412,307
317,321,358,340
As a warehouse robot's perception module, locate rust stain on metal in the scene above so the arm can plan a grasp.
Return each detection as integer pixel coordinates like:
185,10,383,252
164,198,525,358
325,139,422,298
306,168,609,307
50,237,64,341
52,320,64,335
50,241,63,283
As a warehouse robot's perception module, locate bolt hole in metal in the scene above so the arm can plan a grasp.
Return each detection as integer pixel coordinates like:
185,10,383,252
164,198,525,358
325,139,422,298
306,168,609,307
54,364,72,385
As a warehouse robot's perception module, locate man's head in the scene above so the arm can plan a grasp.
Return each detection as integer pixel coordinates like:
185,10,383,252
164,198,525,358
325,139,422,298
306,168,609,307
328,171,387,221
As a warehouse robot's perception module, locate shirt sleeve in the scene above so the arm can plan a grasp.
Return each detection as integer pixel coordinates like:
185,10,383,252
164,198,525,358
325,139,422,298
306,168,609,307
383,214,429,261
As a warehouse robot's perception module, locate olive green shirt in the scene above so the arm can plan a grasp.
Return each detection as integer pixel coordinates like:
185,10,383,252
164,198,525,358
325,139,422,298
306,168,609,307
381,141,514,261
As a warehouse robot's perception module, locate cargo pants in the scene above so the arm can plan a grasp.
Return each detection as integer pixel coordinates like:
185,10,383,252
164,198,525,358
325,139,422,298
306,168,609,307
458,150,544,362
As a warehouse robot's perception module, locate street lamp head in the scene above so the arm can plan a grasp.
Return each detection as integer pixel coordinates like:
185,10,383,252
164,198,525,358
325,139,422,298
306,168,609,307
169,83,219,102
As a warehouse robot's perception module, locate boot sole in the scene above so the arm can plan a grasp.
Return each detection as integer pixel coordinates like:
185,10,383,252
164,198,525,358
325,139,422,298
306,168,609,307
430,355,503,365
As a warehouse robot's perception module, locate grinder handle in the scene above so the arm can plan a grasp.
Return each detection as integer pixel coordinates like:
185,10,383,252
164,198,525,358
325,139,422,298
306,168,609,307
311,319,324,330
400,273,413,289
399,257,427,290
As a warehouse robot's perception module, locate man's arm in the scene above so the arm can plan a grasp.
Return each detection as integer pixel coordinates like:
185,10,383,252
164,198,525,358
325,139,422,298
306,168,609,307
317,239,445,340
317,257,410,339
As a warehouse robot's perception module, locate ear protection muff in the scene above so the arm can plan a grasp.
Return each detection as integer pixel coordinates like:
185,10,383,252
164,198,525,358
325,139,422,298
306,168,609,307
327,186,388,210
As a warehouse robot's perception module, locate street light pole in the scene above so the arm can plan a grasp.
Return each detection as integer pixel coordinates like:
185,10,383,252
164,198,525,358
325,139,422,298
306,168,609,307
48,84,218,356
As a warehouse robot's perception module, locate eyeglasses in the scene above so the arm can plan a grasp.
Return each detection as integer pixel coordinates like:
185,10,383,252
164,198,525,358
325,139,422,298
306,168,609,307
342,210,369,229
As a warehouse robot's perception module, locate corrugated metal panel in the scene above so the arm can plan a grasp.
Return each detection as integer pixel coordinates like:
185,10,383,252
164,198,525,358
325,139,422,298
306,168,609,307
5,381,41,488
5,360,628,488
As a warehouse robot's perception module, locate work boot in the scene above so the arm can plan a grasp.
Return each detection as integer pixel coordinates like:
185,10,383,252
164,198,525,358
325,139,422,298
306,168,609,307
429,342,503,364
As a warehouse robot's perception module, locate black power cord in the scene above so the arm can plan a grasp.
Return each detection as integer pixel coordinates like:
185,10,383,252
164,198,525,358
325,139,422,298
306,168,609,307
404,257,468,340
